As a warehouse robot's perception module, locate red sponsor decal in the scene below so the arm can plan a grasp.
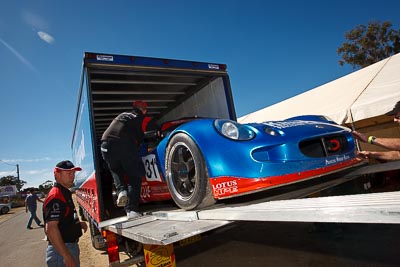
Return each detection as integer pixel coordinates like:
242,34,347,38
140,177,171,202
209,158,361,199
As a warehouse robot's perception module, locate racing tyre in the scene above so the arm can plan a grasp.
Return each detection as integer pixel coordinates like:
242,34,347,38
166,133,216,210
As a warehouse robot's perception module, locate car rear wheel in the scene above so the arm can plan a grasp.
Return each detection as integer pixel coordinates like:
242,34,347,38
1,206,9,214
165,133,215,210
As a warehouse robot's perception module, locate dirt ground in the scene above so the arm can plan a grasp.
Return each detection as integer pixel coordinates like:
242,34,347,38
79,226,110,266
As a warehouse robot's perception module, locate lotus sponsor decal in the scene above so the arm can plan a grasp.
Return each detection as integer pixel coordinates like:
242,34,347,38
212,180,238,197
263,120,319,129
210,158,360,199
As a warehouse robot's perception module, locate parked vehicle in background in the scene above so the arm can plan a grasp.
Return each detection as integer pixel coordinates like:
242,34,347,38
0,195,10,204
0,202,12,215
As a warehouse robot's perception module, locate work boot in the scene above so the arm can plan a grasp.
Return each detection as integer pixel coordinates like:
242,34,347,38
116,190,128,207
126,211,142,219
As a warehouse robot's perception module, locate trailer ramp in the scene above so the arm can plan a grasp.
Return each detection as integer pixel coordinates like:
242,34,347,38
197,190,400,224
100,212,231,245
101,190,400,246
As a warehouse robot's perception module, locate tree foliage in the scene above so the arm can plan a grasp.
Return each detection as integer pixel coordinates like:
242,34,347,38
337,20,400,69
38,180,54,194
0,175,27,192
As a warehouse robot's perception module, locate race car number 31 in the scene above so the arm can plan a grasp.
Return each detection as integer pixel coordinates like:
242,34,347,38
142,154,162,182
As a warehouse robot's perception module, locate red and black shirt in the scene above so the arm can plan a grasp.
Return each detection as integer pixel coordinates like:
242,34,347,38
101,108,158,145
43,183,83,243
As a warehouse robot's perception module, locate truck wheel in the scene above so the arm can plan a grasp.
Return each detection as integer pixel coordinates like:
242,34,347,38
89,220,106,250
165,133,215,210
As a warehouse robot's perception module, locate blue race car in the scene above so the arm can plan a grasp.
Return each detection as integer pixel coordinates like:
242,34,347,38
140,115,361,210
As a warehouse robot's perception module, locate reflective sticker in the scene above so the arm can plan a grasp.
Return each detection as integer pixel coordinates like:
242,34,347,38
179,234,201,246
208,64,219,70
142,154,162,182
96,55,114,61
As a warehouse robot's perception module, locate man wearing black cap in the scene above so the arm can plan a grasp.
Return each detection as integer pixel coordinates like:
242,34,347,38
43,160,87,267
101,100,158,219
352,101,400,161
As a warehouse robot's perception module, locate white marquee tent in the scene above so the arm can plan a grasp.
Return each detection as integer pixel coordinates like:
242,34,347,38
239,53,400,127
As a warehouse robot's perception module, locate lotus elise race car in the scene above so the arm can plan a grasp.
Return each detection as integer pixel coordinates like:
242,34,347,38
137,115,361,210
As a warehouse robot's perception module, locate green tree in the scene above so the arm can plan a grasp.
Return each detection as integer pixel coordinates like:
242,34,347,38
0,175,27,192
337,20,400,69
38,180,54,194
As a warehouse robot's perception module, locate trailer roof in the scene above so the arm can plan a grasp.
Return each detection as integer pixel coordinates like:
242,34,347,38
83,52,229,140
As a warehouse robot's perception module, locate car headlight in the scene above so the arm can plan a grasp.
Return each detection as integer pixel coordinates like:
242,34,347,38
264,127,284,136
214,119,255,140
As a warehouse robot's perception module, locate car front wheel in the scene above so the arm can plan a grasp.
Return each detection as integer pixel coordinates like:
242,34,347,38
165,133,215,210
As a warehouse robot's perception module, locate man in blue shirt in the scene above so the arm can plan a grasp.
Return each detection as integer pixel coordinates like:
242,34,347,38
25,190,44,229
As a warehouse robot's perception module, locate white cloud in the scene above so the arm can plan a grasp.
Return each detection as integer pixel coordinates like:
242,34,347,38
25,169,49,175
23,169,54,188
22,11,56,45
0,157,54,163
37,31,55,44
22,10,48,30
0,171,15,177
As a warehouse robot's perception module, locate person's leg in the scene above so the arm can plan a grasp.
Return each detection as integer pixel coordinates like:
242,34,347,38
46,244,65,266
27,211,34,229
122,147,143,214
101,141,127,193
65,243,80,267
46,243,80,267
31,207,42,226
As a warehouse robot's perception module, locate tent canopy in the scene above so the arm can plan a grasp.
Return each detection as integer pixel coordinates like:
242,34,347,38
239,53,400,126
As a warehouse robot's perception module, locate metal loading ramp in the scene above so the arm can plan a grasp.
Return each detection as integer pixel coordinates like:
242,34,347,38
197,190,400,224
102,191,400,245
101,214,231,245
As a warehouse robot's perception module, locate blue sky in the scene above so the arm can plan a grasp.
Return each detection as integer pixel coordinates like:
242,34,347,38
1,0,399,188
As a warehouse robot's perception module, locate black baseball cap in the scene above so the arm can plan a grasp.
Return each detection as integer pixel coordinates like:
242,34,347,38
386,101,400,116
55,160,82,171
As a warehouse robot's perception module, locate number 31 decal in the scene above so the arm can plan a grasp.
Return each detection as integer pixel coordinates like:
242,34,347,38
142,154,162,182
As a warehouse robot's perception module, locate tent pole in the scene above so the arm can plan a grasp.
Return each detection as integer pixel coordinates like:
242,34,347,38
348,109,361,151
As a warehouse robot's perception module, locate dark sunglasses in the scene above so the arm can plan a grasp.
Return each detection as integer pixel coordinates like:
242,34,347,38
395,115,400,119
